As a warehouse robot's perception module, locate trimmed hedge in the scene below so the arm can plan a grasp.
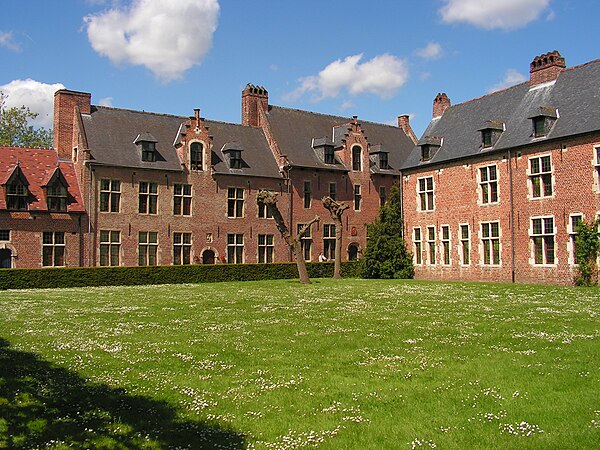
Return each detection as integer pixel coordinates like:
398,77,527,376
0,261,361,290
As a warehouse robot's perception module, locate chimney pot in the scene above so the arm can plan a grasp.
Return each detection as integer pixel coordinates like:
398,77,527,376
433,93,451,118
529,50,566,85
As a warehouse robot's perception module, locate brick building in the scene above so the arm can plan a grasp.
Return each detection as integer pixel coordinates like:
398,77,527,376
401,51,600,285
10,85,411,268
0,146,86,268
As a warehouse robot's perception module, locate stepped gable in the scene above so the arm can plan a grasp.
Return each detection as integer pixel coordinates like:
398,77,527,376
264,105,415,172
81,106,281,178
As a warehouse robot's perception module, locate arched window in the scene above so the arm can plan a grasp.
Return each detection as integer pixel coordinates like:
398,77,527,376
348,244,359,261
352,146,362,171
0,248,11,268
190,142,203,170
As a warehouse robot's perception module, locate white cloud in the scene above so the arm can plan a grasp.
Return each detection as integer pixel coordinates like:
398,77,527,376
439,0,551,30
1,79,65,128
0,31,21,52
416,42,443,60
85,0,220,81
488,69,527,93
284,53,409,102
99,97,114,107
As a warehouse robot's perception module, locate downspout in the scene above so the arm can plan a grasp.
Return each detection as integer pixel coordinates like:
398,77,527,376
85,160,94,267
286,165,293,262
508,150,515,283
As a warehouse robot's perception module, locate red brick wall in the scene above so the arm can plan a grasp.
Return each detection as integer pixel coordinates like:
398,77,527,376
403,133,600,285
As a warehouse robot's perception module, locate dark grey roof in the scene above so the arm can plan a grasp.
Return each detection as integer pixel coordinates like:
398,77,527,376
265,106,414,174
402,59,600,169
81,106,281,178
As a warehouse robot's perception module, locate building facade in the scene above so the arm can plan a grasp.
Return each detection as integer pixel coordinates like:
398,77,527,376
402,51,600,285
2,50,599,285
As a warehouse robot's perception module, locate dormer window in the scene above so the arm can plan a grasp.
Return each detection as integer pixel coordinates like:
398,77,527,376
141,142,156,162
222,142,244,170
529,107,558,138
379,152,389,170
418,136,441,163
190,142,203,170
478,120,504,149
3,166,30,211
324,146,335,164
47,181,68,211
134,132,158,162
229,150,242,169
6,181,28,210
482,129,493,148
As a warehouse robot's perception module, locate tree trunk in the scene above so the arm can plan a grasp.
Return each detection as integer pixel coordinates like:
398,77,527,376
257,190,319,284
322,196,350,279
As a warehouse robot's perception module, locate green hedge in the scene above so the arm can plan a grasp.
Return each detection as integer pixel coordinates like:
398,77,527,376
0,261,361,290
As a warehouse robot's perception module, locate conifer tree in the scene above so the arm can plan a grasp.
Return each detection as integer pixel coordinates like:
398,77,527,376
361,185,414,279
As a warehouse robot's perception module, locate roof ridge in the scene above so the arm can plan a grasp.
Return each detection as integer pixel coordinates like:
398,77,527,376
269,105,403,130
92,105,187,120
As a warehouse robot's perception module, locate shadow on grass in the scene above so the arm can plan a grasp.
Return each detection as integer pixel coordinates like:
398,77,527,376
0,338,245,449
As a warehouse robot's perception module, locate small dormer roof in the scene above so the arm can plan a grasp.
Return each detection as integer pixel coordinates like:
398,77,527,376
312,137,334,148
528,106,558,119
42,167,70,188
2,165,29,187
418,136,442,147
133,132,158,144
221,141,244,152
369,144,387,154
477,120,505,132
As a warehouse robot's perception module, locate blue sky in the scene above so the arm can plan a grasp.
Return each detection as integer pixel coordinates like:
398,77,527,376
1,0,598,137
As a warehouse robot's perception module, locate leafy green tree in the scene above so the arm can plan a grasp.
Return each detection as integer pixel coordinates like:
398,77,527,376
361,185,414,279
0,92,52,148
574,219,600,286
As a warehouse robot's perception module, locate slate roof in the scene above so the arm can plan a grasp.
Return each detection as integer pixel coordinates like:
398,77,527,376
402,59,600,169
264,106,415,174
81,106,281,178
0,147,85,212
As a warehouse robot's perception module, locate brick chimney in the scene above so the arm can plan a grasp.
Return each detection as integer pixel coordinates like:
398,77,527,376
398,114,418,145
242,84,269,127
433,93,450,118
53,89,91,160
530,50,566,85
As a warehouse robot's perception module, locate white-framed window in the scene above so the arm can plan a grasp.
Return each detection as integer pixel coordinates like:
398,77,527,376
594,146,600,191
328,182,337,201
479,165,498,204
297,223,312,261
459,224,470,265
258,234,274,263
173,232,192,265
258,201,273,219
427,226,436,265
413,227,422,265
303,181,312,208
190,142,203,170
352,145,362,171
139,231,158,266
99,230,120,266
353,184,361,211
227,187,244,218
227,233,244,264
173,184,192,216
529,155,553,198
481,221,500,265
99,179,121,213
568,214,583,265
42,231,65,267
139,181,158,214
441,225,450,265
531,216,555,265
418,176,434,211
323,224,336,260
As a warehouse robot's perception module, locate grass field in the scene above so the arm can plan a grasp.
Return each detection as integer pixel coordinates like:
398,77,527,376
0,279,599,449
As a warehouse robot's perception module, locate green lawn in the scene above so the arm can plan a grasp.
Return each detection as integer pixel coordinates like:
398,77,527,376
0,279,599,449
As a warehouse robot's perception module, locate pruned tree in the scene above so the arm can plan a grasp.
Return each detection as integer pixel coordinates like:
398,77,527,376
257,189,319,284
321,196,350,279
0,92,52,148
